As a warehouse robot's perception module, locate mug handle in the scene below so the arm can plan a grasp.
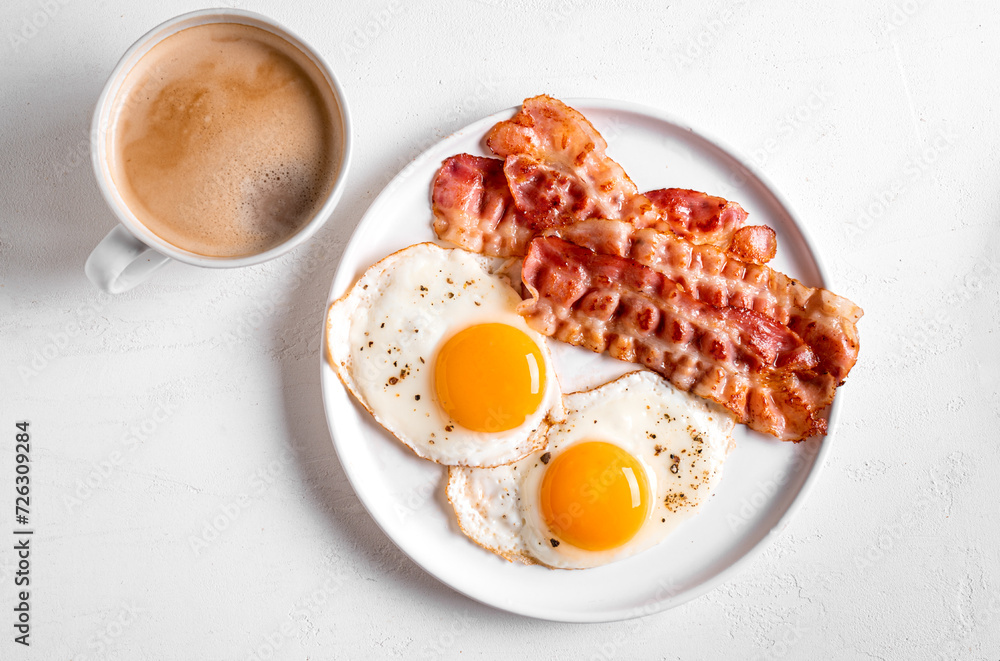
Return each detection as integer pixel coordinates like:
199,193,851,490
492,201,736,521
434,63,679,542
85,225,171,293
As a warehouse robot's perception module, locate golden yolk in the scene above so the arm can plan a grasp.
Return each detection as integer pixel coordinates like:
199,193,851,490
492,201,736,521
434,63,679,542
434,323,546,433
540,441,649,551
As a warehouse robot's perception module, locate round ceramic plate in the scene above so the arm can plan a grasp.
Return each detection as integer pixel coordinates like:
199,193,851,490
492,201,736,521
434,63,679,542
320,99,838,622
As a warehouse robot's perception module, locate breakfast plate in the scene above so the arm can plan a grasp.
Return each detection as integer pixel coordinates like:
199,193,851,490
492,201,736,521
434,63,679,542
320,98,838,622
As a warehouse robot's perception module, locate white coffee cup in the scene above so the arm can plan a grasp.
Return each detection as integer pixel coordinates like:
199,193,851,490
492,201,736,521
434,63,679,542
86,8,352,293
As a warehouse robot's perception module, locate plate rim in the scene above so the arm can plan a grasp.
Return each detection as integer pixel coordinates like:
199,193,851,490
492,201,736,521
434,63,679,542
318,97,840,623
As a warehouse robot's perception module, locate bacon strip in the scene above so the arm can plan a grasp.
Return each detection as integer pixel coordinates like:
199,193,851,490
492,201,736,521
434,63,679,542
432,96,862,441
432,153,771,261
433,97,775,262
550,219,862,384
485,95,652,228
433,95,649,259
520,236,840,441
728,225,778,265
642,188,746,245
642,188,776,265
431,154,536,257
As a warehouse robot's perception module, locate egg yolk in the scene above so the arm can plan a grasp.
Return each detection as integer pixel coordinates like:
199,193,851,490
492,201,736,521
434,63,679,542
540,441,650,552
434,323,546,433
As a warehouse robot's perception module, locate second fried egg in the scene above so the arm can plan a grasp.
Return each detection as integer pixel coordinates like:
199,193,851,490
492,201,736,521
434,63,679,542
447,370,736,568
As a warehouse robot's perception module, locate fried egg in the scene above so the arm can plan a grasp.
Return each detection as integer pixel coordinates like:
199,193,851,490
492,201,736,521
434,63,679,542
326,243,563,467
447,370,735,568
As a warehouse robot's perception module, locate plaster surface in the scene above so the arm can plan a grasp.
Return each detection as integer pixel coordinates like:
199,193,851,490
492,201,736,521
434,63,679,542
2,0,999,658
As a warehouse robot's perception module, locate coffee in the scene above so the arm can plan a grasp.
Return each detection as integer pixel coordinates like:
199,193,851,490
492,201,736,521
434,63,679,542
107,22,339,258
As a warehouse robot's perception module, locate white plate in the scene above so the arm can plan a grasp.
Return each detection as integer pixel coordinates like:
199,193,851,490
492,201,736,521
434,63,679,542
320,99,838,622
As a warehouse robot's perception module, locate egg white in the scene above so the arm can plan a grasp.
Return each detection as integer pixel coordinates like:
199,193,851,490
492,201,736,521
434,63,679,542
326,243,564,467
447,370,736,568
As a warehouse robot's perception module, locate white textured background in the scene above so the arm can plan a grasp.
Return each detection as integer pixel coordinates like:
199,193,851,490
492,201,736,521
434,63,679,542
2,0,999,659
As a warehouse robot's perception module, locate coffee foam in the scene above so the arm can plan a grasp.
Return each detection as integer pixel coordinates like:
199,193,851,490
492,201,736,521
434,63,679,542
108,22,340,258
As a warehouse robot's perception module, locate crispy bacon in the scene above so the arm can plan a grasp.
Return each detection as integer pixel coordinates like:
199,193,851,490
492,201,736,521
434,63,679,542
642,188,776,265
550,219,862,384
433,95,654,258
432,95,862,441
433,150,632,257
431,153,769,260
431,154,537,257
728,225,778,265
486,95,651,227
433,96,774,261
520,236,841,441
431,154,777,264
642,188,746,245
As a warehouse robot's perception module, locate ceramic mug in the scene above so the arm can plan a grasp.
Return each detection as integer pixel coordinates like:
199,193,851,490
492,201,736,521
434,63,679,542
86,8,352,293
